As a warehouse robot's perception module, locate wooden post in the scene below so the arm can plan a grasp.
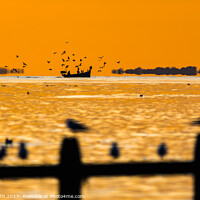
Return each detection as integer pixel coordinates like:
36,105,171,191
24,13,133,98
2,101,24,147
59,138,82,199
194,134,200,200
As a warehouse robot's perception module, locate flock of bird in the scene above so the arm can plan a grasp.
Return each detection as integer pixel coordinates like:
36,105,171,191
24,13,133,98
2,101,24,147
66,118,167,159
0,138,28,160
4,41,122,74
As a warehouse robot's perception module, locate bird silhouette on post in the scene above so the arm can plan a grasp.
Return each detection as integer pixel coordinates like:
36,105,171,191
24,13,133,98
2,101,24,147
157,143,167,159
19,142,28,159
110,142,120,158
66,119,88,133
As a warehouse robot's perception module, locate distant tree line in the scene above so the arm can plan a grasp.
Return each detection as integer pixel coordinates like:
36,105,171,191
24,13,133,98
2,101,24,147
0,68,24,74
112,66,198,76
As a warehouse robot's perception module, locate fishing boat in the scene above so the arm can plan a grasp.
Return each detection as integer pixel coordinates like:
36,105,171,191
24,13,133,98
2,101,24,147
60,66,92,78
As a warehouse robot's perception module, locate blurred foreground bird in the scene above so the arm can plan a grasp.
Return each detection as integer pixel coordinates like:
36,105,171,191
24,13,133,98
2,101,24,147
0,146,6,160
19,142,28,159
66,119,88,133
157,143,167,159
5,138,13,146
110,142,120,158
192,118,200,125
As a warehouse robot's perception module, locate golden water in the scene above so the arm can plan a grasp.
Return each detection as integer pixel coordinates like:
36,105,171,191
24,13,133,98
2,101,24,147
0,77,199,199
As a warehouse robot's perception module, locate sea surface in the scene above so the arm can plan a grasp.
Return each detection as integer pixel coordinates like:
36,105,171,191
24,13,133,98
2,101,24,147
0,76,200,199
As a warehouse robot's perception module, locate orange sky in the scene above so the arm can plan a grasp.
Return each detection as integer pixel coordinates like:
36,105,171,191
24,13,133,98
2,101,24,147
0,0,199,76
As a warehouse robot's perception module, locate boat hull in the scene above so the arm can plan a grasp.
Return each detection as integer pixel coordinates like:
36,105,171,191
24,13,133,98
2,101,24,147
61,71,91,78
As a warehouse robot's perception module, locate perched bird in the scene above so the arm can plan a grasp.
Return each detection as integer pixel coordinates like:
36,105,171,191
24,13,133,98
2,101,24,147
0,146,6,160
5,138,13,146
110,142,120,158
157,143,167,159
66,119,88,133
47,61,50,63
27,91,30,95
61,51,66,55
16,55,19,58
19,142,28,159
117,61,120,64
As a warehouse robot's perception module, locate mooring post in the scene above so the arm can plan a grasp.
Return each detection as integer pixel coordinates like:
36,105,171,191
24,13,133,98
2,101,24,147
194,134,200,200
59,138,82,199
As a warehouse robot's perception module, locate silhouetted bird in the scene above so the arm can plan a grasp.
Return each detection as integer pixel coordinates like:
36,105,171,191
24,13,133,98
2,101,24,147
49,69,52,71
19,142,28,159
53,52,57,54
84,57,87,59
68,56,70,60
62,59,65,62
104,62,107,65
79,63,82,66
0,146,6,160
73,59,75,62
16,55,19,58
65,65,69,68
98,70,101,72
5,66,8,68
66,119,88,133
23,62,27,66
157,143,167,159
72,54,75,56
61,64,65,66
140,94,143,97
5,138,13,146
117,61,120,64
110,142,119,158
47,61,50,63
27,91,30,95
192,118,200,125
80,59,82,62
61,51,66,55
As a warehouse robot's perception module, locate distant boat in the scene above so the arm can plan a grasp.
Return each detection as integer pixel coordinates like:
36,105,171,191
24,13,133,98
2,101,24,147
61,66,92,78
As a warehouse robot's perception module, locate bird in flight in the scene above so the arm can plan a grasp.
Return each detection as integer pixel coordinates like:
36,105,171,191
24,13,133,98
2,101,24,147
68,56,70,60
98,56,104,59
65,65,69,68
5,66,8,68
23,62,27,66
72,54,75,56
66,41,69,43
53,52,57,54
84,56,87,59
79,63,82,66
62,59,65,62
49,68,52,71
61,64,65,66
47,61,50,63
103,62,107,65
16,55,19,58
98,70,101,72
117,61,120,64
73,59,75,62
80,59,82,62
62,51,66,55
